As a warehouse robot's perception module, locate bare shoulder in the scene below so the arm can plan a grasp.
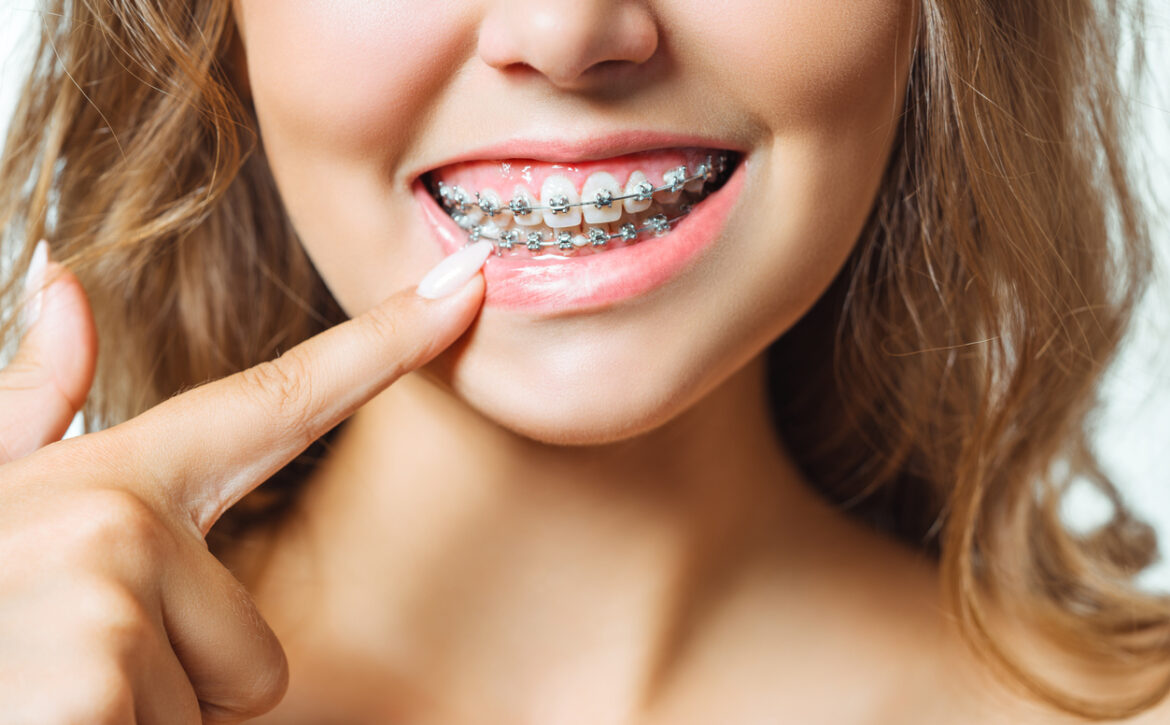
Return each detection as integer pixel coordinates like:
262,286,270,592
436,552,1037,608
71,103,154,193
782,524,1169,725
893,627,1170,725
883,573,1170,725
641,508,1170,725
903,660,1170,725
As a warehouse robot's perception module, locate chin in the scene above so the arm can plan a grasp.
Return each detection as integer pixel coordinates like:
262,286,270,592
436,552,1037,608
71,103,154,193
466,381,691,447
420,334,716,447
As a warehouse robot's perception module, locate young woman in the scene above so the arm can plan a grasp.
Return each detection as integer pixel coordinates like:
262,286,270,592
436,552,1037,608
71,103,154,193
0,0,1166,722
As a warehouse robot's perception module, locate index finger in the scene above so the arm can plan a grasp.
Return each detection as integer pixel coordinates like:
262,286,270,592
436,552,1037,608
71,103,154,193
105,262,487,535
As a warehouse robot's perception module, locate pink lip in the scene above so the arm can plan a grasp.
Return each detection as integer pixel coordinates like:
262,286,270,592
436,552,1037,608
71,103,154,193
413,152,747,314
406,131,748,180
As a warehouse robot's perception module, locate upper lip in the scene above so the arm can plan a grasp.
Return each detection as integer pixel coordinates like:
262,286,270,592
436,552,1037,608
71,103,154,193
407,129,746,184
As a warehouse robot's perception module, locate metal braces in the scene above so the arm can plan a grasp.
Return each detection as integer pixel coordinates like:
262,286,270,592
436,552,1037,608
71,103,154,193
436,152,729,218
468,206,694,256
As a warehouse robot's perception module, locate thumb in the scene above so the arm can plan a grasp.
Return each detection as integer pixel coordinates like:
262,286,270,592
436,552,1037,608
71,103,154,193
0,241,98,463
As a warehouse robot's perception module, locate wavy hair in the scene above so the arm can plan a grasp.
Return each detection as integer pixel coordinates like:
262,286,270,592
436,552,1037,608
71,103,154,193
1,0,1166,718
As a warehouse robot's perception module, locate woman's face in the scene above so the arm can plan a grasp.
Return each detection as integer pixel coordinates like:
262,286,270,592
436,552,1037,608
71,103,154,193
229,1,916,444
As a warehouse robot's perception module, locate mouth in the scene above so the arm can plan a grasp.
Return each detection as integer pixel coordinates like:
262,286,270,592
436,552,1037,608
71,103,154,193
420,147,741,257
410,141,748,314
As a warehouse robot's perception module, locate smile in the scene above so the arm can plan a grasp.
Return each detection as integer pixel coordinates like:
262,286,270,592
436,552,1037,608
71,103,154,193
423,148,739,257
412,138,748,314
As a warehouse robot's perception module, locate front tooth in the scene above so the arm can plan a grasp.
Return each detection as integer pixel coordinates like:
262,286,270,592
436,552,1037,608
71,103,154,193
581,172,622,224
541,175,581,228
509,185,541,226
555,230,576,250
623,171,653,213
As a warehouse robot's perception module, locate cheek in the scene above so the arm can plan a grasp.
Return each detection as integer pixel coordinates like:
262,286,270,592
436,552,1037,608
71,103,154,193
681,0,915,124
234,1,472,311
239,2,454,154
229,0,917,446
717,0,914,277
672,0,916,291
447,3,916,446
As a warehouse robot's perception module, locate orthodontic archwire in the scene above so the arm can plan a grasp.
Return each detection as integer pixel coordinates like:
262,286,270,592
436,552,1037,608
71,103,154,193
470,209,694,253
435,153,729,254
437,153,727,217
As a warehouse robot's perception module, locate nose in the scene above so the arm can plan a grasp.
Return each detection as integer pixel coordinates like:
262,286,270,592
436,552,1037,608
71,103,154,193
476,0,659,91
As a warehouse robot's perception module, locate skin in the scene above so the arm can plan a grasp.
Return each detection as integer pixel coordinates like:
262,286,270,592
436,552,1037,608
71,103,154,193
233,0,912,448
224,0,993,722
0,254,487,723
1,0,1165,723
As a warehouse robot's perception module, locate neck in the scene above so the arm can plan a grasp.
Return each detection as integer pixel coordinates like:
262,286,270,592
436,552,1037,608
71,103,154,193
247,352,846,720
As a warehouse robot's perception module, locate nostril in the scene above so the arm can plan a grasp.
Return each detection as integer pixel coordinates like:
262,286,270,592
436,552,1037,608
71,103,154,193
476,3,659,90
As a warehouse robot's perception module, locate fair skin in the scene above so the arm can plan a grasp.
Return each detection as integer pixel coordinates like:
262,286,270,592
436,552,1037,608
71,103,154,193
0,0,1166,723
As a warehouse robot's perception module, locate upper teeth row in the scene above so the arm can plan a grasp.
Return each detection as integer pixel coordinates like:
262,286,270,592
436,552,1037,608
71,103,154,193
435,153,729,224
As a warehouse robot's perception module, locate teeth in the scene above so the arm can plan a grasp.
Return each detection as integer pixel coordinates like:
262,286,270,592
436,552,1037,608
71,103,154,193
685,163,707,193
480,219,503,239
438,150,737,255
664,167,688,192
447,184,472,212
623,171,653,213
450,185,483,224
476,188,504,218
541,175,581,228
581,172,623,224
509,185,541,226
658,166,687,204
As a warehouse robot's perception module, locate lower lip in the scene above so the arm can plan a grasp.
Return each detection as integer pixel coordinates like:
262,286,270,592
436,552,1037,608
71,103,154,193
413,156,747,314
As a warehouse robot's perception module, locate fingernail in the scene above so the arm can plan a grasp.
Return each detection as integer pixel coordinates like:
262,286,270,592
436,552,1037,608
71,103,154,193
415,241,493,299
20,239,49,332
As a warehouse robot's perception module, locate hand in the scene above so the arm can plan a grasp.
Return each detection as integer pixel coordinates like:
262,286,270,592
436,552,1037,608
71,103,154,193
0,241,490,723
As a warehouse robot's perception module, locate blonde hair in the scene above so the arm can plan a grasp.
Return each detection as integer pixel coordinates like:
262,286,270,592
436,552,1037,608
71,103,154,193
1,0,1167,718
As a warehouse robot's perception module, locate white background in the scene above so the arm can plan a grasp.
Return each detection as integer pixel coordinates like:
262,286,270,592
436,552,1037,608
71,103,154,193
1,3,1167,591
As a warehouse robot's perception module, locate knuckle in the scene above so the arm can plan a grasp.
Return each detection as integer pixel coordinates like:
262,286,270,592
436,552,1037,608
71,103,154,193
50,665,135,725
73,579,155,651
61,488,172,564
360,300,403,344
82,670,136,725
237,357,316,442
359,303,419,376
